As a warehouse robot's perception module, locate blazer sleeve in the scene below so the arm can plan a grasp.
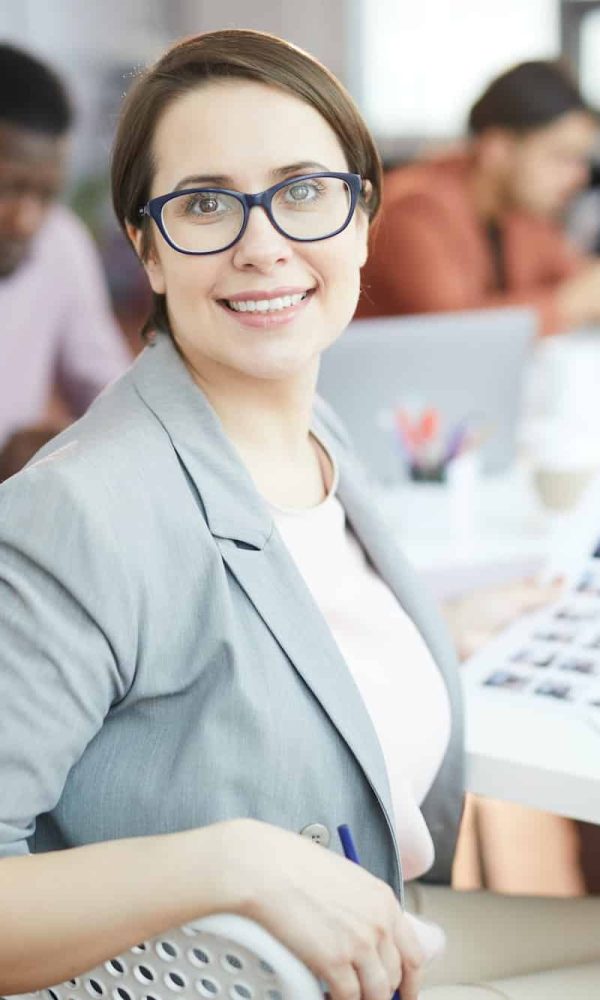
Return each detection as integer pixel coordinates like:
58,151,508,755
0,458,136,857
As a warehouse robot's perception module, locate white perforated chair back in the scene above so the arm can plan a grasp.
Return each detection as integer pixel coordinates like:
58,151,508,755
20,914,323,1000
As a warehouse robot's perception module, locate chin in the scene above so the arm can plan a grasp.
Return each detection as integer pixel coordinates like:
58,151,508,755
238,347,319,382
241,361,311,381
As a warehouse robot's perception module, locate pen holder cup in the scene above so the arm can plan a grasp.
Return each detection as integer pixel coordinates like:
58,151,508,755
27,914,323,1000
404,450,479,542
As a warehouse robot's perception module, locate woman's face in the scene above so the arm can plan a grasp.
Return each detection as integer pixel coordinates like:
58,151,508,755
134,79,369,383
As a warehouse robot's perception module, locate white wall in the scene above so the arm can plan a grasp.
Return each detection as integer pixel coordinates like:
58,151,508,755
360,0,560,139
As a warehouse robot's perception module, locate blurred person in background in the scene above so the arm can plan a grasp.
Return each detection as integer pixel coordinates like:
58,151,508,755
358,60,600,336
0,43,130,448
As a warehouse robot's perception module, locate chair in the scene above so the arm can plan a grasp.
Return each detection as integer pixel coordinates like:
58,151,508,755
26,914,323,1000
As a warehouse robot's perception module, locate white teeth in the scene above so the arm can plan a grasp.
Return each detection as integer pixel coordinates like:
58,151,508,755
227,291,308,312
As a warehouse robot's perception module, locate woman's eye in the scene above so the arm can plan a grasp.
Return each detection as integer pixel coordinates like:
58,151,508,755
286,182,320,202
189,195,221,214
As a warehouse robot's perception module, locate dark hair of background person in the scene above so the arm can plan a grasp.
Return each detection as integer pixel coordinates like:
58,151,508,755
0,43,73,135
111,28,383,339
0,425,61,484
468,59,595,136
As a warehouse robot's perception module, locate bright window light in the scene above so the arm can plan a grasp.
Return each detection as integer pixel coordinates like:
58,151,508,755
359,0,560,137
580,8,600,108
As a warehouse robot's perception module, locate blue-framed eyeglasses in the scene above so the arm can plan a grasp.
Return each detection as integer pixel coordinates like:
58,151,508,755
138,171,364,255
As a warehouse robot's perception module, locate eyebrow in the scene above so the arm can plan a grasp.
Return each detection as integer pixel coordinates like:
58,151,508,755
172,161,331,192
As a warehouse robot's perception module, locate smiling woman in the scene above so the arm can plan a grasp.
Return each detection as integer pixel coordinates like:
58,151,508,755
1,27,599,1000
111,31,381,346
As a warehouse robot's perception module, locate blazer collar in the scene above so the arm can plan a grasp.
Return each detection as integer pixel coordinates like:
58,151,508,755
131,333,274,548
130,333,359,550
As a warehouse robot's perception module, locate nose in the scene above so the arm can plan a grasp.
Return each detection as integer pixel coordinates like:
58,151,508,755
231,204,293,271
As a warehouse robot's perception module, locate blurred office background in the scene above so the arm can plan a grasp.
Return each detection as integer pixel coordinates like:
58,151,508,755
3,0,600,897
5,0,600,167
2,0,600,338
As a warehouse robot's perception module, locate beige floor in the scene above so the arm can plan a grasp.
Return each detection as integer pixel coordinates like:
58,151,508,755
405,882,600,997
412,797,599,997
422,964,600,1000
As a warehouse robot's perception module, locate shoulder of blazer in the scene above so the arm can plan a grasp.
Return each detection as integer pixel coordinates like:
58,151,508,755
2,370,194,546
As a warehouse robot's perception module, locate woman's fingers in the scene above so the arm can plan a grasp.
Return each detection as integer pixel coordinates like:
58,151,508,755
315,917,405,1000
398,960,424,1000
324,961,361,1000
320,927,398,1000
376,930,402,995
356,949,395,1000
393,910,426,1000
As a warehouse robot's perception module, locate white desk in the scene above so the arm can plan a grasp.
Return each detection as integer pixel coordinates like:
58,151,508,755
378,460,600,596
379,464,600,823
463,688,600,825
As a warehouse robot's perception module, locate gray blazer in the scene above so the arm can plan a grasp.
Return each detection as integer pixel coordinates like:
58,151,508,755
0,333,464,896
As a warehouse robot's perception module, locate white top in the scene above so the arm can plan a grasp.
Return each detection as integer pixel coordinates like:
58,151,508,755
269,444,451,880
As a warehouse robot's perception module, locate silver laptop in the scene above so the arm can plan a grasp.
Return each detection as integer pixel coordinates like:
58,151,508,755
317,308,536,481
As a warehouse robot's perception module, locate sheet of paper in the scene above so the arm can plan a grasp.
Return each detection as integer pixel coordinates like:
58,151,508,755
463,555,600,715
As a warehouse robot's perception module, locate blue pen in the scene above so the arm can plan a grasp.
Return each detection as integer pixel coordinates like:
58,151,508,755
337,825,401,1000
443,420,469,464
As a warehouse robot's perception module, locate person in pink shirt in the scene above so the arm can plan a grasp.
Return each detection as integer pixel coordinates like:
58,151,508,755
0,43,130,448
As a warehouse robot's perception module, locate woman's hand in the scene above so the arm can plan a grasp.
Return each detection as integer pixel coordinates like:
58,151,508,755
443,576,564,660
214,818,426,1000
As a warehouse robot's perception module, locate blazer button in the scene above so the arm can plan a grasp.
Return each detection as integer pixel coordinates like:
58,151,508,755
300,823,330,847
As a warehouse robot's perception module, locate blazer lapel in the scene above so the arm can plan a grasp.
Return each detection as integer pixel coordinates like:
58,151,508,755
216,531,396,826
131,335,397,834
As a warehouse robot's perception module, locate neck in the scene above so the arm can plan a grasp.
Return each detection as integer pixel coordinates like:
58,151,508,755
179,346,329,507
468,158,507,223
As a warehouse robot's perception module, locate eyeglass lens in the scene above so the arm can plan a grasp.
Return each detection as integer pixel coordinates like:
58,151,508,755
161,176,352,252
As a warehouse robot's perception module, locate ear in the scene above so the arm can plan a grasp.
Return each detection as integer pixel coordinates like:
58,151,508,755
125,221,166,295
356,179,372,268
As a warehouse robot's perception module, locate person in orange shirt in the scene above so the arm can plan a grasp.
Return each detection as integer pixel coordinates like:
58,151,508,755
358,60,600,335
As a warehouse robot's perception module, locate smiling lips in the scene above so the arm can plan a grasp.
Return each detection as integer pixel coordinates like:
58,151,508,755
219,286,315,325
227,291,307,313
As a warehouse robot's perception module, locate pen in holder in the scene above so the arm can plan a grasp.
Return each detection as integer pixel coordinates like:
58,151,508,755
393,407,480,541
337,825,401,1000
394,407,480,480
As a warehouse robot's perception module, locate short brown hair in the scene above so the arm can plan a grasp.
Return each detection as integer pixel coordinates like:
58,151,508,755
469,60,594,136
111,29,382,337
